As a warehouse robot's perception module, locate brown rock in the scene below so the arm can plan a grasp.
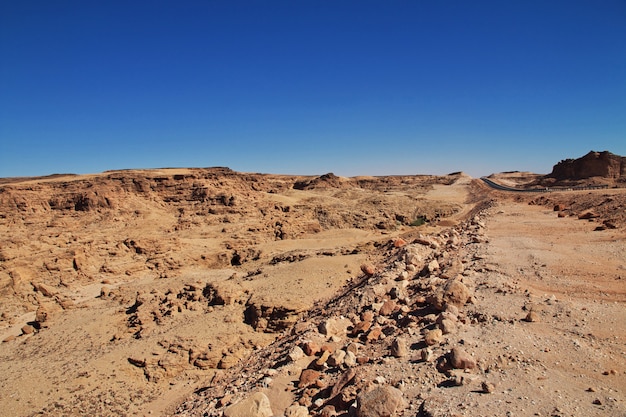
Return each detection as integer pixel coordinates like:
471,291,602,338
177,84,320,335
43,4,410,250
524,311,540,322
320,405,336,417
327,349,346,367
319,317,351,338
366,326,382,342
393,238,407,247
352,320,372,336
390,337,408,358
330,368,357,398
21,324,36,335
3,335,16,343
224,392,273,417
299,369,322,388
361,263,376,276
553,204,566,211
438,318,457,335
379,300,397,316
481,381,495,393
424,329,443,346
449,347,476,369
302,341,320,356
285,404,309,417
427,279,472,311
356,385,405,417
315,350,331,368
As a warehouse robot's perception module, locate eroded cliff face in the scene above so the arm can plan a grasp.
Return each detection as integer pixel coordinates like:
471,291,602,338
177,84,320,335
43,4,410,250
548,151,626,181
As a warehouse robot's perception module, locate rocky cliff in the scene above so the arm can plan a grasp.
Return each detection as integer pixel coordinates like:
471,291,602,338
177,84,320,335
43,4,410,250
548,150,626,181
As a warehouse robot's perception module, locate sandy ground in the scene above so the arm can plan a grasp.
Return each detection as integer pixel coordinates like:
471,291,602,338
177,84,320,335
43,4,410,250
0,170,624,416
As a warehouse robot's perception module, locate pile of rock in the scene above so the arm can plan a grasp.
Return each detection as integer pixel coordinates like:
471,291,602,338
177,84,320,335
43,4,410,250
171,214,493,417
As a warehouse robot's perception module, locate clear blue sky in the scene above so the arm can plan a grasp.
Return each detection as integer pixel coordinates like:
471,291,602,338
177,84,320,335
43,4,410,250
1,1,625,178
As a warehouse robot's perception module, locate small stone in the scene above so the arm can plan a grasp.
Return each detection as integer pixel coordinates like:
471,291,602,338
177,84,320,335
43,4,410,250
379,300,397,316
366,326,382,342
481,381,495,393
524,311,540,322
421,348,434,362
356,386,405,417
390,337,408,358
299,369,322,388
21,324,36,335
592,398,602,405
427,259,440,273
602,369,617,375
361,264,376,276
302,341,320,356
315,350,331,368
327,349,346,367
424,329,443,346
288,346,305,362
223,392,273,417
2,335,16,343
344,350,357,367
393,238,407,248
285,404,309,417
449,347,476,370
320,405,336,417
438,318,457,335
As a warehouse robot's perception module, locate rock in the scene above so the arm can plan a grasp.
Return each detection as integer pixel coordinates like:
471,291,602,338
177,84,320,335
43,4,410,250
361,264,376,276
393,238,407,248
578,210,599,220
320,405,336,417
449,347,476,370
366,326,382,342
427,279,471,311
319,317,351,338
299,369,322,388
344,350,357,367
352,319,372,336
3,335,16,343
21,324,36,335
32,282,57,297
224,392,273,417
302,341,320,356
424,329,443,346
421,348,434,362
315,350,331,368
288,346,305,362
390,337,408,358
330,368,357,398
553,204,566,211
379,300,397,316
558,212,567,218
328,349,346,367
356,385,405,417
524,311,540,322
285,404,309,417
438,318,457,335
427,259,440,273
481,381,495,393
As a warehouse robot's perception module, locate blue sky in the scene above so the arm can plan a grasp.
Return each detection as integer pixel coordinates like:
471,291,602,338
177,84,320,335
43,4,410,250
1,1,625,178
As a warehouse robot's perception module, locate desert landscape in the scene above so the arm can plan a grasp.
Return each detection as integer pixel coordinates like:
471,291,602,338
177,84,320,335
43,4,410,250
0,151,624,417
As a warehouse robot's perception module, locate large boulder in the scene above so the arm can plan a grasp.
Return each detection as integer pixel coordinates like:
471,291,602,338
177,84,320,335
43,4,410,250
356,385,405,417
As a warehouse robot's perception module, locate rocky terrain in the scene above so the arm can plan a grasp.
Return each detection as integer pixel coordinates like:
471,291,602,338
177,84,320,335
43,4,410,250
0,163,624,417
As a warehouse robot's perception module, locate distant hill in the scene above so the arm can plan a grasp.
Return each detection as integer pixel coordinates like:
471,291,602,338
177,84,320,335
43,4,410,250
548,150,626,181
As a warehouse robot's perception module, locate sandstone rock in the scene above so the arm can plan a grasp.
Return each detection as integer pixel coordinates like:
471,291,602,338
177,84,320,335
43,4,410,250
330,368,357,398
302,341,320,356
366,326,382,343
224,392,273,417
21,324,36,335
553,204,566,211
320,405,336,417
379,300,397,316
524,311,540,322
319,317,351,338
427,279,471,311
299,369,322,388
449,347,476,370
285,404,309,417
578,210,599,220
288,346,305,362
427,259,440,273
424,329,443,346
481,381,495,393
390,337,408,358
315,349,331,368
3,335,16,343
438,318,457,335
393,238,407,248
361,263,376,276
352,319,372,336
344,350,357,367
327,349,346,367
356,385,405,417
421,348,434,362
32,282,57,297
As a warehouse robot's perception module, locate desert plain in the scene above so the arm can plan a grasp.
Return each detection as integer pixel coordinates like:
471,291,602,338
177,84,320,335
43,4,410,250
0,160,624,416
